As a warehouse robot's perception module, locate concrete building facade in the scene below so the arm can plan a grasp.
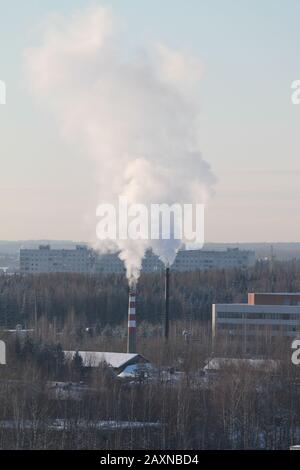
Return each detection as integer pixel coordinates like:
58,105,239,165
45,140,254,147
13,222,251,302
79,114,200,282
95,247,255,274
20,245,92,274
20,246,255,275
212,292,300,352
94,250,164,274
172,247,255,272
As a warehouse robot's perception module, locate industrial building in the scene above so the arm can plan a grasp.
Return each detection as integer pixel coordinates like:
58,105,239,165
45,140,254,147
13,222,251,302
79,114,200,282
212,292,300,352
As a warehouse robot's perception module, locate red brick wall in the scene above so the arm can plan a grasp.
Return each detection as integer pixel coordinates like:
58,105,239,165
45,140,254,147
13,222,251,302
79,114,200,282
248,293,300,305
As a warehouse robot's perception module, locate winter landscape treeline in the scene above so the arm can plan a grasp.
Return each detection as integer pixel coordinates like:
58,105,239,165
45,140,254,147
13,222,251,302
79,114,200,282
0,260,300,330
0,260,300,449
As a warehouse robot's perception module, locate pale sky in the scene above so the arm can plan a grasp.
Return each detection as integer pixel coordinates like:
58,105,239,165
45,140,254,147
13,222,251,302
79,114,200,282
0,0,300,242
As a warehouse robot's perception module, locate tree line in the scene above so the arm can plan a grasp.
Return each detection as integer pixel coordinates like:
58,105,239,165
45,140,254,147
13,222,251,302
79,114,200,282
0,260,300,330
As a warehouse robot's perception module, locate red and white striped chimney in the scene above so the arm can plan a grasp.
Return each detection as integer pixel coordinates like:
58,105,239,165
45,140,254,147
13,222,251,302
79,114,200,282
127,285,137,353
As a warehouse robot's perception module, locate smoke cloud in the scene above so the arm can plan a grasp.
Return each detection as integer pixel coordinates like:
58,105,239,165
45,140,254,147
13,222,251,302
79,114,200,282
25,4,215,284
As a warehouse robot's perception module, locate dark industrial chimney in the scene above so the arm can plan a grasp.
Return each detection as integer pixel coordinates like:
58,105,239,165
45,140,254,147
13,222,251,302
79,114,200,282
164,265,170,340
127,285,137,353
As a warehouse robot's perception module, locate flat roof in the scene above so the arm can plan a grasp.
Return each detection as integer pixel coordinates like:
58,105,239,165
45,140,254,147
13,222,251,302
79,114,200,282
213,304,300,312
177,248,254,255
250,292,300,296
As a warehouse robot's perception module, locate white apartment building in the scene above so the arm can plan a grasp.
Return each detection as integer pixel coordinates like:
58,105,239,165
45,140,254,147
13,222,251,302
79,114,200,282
141,250,165,273
95,253,125,274
95,250,164,274
20,245,92,274
95,247,255,274
20,246,255,275
172,247,255,272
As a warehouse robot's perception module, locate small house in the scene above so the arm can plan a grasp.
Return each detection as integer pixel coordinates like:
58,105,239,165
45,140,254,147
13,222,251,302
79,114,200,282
64,351,150,376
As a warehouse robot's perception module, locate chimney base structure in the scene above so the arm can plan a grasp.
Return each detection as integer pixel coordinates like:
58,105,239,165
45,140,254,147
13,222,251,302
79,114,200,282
127,285,137,353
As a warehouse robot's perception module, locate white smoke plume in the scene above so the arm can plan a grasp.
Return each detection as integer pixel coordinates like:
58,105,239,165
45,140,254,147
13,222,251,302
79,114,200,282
25,4,215,284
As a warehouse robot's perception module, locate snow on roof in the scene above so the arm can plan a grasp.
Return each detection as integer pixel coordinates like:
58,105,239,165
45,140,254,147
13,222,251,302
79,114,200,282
204,357,279,372
64,351,145,369
118,362,155,379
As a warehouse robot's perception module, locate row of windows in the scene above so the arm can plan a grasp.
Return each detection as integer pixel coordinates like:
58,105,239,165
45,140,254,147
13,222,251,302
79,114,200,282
23,267,90,272
218,324,298,332
217,312,300,320
21,256,89,260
